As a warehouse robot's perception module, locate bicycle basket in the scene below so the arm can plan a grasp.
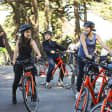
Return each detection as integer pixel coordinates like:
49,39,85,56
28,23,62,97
24,63,34,72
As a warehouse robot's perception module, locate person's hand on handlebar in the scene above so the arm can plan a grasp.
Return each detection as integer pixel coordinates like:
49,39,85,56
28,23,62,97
87,54,92,59
51,50,55,54
109,49,112,55
36,55,41,60
12,60,16,65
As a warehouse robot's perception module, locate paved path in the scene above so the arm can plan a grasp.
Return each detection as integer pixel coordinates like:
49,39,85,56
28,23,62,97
0,66,75,112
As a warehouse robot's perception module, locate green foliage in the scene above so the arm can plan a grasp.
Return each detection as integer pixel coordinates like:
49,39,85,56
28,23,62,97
89,0,112,22
106,39,112,49
3,15,15,41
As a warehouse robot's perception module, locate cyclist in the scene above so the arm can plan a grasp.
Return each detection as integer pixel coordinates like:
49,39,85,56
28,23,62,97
0,30,5,47
42,30,67,89
68,40,77,64
76,21,112,98
12,24,41,104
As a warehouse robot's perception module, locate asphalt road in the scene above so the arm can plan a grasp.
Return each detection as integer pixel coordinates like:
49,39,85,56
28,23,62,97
0,66,75,112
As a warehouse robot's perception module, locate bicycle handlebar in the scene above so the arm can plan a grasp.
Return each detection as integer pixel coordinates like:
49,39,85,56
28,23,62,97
75,54,112,71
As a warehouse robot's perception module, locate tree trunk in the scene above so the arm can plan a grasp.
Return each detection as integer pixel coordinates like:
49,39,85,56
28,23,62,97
44,0,50,30
7,0,26,40
0,25,13,61
31,0,44,55
74,0,81,39
83,0,87,22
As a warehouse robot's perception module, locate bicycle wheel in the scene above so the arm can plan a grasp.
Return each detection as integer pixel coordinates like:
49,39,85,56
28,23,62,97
22,78,39,112
71,64,78,95
72,87,89,112
36,62,48,85
90,102,112,112
63,63,74,89
36,61,48,76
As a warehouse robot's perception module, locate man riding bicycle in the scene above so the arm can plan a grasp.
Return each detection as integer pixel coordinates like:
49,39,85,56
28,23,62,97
42,30,67,89
12,24,41,104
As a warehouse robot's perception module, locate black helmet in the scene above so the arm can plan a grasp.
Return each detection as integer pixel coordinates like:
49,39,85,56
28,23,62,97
44,30,52,35
19,24,32,32
83,21,96,31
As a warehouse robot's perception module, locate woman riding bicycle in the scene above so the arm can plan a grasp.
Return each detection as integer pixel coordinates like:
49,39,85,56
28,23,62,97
12,24,41,104
42,30,67,89
76,21,112,98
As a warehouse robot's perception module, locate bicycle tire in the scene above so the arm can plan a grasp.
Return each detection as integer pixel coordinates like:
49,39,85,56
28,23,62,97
63,63,74,89
36,62,47,76
36,62,48,85
71,64,78,95
72,87,89,112
22,77,39,112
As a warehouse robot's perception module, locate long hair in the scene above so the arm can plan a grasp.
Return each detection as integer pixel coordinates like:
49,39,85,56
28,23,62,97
19,31,29,49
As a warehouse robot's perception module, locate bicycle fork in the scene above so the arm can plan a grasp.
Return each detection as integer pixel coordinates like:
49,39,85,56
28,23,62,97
25,72,35,96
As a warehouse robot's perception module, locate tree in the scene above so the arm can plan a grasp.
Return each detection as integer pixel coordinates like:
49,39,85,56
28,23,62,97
74,0,81,39
83,0,87,22
44,0,50,30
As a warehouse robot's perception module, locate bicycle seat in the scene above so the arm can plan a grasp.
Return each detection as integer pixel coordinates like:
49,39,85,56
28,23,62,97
24,63,34,72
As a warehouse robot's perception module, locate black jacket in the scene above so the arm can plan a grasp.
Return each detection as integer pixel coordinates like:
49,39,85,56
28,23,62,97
42,40,66,58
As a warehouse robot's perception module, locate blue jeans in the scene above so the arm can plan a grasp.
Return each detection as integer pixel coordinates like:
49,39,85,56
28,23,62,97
76,57,85,92
47,57,65,83
108,63,112,69
69,52,73,63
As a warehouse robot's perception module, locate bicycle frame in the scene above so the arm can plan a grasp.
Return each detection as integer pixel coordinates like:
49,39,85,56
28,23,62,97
39,57,69,77
84,67,108,105
20,71,35,96
39,63,49,76
76,67,108,111
101,88,112,112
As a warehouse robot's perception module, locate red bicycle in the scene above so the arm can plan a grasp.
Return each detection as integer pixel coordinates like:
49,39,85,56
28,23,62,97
90,63,112,112
18,58,39,112
72,55,109,112
36,52,74,88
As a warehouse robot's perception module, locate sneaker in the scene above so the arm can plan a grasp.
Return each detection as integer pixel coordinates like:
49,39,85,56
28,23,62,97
45,83,52,89
58,81,64,87
75,92,80,99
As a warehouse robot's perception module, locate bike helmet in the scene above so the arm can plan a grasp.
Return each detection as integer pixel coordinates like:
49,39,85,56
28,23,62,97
66,38,73,43
44,30,52,36
19,24,32,32
83,21,96,31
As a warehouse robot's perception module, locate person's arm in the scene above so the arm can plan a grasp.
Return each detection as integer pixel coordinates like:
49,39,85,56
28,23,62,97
12,39,19,65
31,39,41,60
80,33,92,59
0,32,4,36
55,42,67,51
96,34,112,54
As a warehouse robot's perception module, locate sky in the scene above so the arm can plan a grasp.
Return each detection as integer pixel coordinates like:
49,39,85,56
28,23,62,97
0,8,112,42
0,6,10,24
87,13,112,41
